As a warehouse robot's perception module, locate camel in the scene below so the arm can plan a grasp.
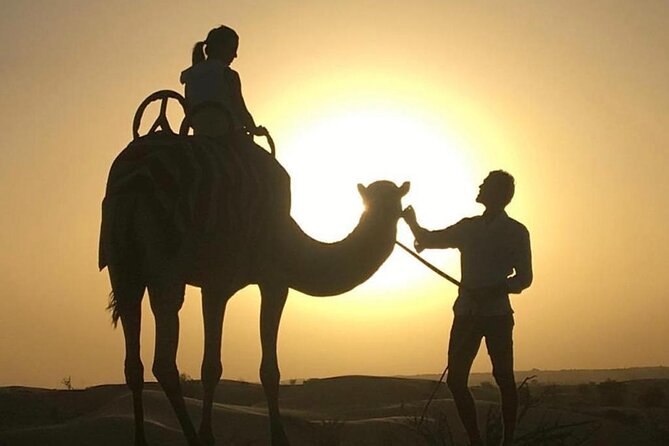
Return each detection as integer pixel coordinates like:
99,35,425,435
99,93,409,446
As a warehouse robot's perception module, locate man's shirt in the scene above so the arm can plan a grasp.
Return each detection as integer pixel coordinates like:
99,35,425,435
418,211,532,316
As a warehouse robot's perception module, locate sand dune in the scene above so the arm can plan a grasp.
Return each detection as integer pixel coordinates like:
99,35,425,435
1,376,668,445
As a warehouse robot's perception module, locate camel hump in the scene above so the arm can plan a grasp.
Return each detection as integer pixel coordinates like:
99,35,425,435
99,134,291,270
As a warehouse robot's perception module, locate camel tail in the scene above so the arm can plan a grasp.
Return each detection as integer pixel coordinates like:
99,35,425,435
107,281,145,328
99,194,145,328
107,291,121,328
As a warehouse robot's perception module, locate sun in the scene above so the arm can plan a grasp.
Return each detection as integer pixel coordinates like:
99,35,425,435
277,104,479,293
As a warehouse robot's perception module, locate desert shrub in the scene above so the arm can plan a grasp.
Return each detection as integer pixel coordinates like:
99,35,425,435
597,379,627,406
61,376,73,390
489,377,599,446
179,372,199,397
395,376,598,446
179,372,192,384
517,380,533,408
406,410,456,446
638,384,666,408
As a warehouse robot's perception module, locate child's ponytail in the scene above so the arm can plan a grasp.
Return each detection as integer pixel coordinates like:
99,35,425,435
192,41,206,65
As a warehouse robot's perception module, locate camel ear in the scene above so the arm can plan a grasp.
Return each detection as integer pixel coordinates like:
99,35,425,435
357,183,367,198
399,181,411,196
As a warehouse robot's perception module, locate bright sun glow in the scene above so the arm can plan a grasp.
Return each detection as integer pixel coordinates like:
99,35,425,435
279,104,479,292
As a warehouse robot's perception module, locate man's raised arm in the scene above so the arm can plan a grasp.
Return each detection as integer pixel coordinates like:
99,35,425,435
402,206,462,252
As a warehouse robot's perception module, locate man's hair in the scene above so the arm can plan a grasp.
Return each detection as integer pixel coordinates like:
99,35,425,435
488,170,515,206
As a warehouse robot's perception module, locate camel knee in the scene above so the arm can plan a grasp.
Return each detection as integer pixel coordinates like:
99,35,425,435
201,359,222,390
152,361,179,387
125,359,144,393
260,360,280,387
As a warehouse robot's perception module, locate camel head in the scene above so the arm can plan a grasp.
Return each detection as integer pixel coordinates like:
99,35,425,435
357,180,410,220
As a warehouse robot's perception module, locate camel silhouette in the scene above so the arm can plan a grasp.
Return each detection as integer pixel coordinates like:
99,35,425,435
98,92,409,446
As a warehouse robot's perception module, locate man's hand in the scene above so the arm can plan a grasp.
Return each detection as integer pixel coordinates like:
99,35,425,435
401,206,418,226
401,206,426,252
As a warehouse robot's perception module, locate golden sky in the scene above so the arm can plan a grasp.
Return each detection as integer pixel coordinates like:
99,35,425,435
1,1,668,388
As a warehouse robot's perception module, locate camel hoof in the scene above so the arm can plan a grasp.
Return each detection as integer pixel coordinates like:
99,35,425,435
271,437,290,446
133,431,149,446
198,430,216,446
271,428,290,446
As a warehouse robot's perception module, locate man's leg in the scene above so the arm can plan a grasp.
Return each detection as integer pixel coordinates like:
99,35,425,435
446,315,484,446
485,314,517,446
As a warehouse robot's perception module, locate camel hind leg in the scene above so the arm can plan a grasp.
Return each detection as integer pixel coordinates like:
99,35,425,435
148,282,201,446
119,293,148,446
108,264,148,446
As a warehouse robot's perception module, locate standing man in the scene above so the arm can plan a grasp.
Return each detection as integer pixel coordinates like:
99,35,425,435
403,170,532,446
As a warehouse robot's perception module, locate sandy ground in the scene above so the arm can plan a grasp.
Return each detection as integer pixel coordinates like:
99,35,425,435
1,376,668,445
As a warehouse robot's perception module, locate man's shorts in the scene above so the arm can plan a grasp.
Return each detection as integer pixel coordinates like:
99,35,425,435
448,314,515,381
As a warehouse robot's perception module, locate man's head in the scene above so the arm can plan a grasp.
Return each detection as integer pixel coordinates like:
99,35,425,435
476,170,515,210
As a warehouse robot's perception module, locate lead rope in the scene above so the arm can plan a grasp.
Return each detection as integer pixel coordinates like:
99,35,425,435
394,241,461,287
394,240,461,428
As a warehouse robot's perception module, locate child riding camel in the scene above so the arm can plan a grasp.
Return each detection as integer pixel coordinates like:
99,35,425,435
180,25,267,139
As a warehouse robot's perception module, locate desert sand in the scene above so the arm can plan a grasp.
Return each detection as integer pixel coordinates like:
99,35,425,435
1,375,668,445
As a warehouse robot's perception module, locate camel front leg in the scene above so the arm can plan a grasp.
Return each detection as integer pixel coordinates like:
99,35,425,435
259,283,290,446
198,288,230,446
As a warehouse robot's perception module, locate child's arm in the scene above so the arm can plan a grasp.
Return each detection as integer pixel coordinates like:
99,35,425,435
229,70,263,135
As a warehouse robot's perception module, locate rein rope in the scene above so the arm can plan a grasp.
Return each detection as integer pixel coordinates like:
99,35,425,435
394,240,461,428
394,241,461,287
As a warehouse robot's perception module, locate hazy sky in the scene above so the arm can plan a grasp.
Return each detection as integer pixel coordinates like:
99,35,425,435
1,1,668,388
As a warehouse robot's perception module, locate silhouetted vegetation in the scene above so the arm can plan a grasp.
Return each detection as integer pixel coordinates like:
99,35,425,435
60,376,73,391
392,376,600,446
